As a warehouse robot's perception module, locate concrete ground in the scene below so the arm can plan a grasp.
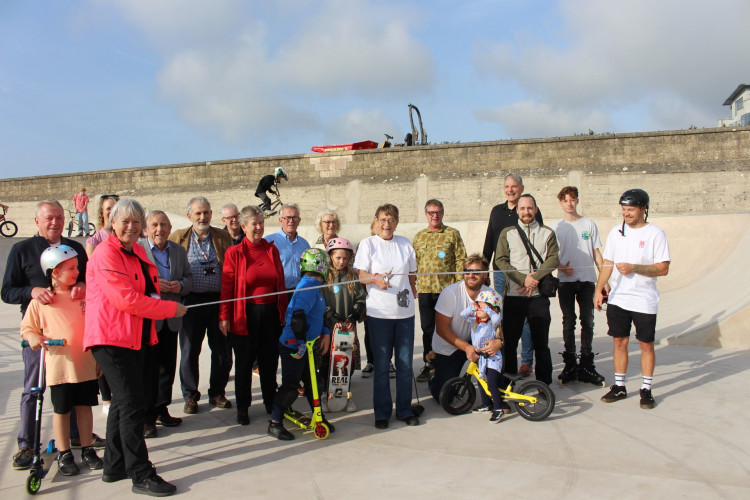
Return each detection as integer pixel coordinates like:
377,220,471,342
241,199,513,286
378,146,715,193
0,295,749,499
1,212,750,498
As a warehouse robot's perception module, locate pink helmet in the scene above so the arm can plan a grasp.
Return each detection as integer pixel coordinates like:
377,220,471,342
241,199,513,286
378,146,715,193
326,237,354,254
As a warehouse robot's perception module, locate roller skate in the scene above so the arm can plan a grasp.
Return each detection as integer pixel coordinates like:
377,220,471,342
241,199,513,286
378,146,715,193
577,353,606,387
557,352,578,386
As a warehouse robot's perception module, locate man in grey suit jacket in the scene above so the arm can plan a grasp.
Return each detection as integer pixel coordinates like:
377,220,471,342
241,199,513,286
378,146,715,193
140,210,193,438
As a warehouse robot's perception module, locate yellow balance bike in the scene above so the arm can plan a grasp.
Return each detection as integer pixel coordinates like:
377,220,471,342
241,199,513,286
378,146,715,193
283,338,331,439
439,361,555,421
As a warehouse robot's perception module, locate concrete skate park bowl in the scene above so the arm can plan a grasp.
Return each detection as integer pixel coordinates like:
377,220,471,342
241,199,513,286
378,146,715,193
2,212,748,349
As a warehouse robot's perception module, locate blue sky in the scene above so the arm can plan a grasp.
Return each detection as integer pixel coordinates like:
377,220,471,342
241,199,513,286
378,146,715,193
1,0,747,179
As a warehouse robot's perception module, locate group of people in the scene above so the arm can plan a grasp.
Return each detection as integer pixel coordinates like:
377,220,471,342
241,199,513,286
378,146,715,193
2,171,670,496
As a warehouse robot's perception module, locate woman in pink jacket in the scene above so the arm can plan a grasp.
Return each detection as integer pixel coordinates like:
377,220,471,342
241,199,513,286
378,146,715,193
84,198,186,497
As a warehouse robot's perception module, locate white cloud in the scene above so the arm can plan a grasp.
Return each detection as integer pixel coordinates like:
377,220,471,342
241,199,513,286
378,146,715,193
475,100,610,138
322,108,399,145
472,0,750,135
105,0,435,144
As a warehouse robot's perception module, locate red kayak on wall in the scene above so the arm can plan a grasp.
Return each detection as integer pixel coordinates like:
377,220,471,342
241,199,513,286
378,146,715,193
311,140,378,153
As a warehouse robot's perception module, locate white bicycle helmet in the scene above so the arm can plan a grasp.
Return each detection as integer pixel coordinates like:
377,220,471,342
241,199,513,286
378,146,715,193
274,167,288,181
40,245,78,275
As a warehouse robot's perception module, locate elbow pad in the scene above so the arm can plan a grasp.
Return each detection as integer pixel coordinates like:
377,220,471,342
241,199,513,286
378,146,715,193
290,309,308,340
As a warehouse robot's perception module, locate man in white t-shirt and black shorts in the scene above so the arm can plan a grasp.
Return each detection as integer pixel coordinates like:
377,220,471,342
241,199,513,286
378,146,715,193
428,254,505,410
595,189,670,409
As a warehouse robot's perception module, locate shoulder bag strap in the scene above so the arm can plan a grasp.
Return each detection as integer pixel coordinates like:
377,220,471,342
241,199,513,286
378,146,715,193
515,224,545,270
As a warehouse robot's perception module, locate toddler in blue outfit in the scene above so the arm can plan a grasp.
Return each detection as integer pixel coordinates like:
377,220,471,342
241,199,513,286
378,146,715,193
460,289,505,423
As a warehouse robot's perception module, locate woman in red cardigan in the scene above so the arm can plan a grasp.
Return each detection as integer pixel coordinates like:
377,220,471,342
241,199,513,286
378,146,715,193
219,205,288,426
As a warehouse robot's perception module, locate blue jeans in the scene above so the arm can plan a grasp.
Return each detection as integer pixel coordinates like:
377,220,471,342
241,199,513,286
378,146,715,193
367,316,415,421
558,281,596,356
493,270,533,366
76,211,88,235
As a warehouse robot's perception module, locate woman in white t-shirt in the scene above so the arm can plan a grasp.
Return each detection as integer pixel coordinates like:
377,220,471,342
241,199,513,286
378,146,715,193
354,204,419,429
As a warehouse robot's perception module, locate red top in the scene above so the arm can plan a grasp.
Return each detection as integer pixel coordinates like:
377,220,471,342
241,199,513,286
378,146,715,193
245,241,280,305
220,237,288,336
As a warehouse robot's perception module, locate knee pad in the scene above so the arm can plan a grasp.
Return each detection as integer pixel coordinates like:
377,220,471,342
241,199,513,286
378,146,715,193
275,383,299,409
290,310,308,341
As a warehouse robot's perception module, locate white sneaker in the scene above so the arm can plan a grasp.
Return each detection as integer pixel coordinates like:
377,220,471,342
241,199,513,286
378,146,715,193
345,399,357,412
101,404,110,416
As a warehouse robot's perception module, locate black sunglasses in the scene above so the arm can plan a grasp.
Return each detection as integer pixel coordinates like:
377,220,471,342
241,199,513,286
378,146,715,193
463,268,484,276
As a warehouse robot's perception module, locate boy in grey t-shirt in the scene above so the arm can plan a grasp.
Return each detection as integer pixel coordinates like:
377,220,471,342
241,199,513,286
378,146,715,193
550,186,606,387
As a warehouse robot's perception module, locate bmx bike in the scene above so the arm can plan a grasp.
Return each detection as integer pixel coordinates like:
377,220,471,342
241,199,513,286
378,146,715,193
439,361,555,421
257,195,283,219
0,206,19,237
66,209,95,237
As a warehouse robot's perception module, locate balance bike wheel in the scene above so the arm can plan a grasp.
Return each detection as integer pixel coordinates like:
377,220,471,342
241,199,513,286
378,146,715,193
439,376,476,415
314,422,330,440
26,471,42,495
515,380,555,421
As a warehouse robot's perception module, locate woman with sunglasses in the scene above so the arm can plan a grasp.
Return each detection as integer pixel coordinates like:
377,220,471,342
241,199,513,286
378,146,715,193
85,194,120,415
85,194,119,257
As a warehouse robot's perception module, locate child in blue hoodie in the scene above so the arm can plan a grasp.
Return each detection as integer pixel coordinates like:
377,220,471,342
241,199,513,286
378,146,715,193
268,248,333,440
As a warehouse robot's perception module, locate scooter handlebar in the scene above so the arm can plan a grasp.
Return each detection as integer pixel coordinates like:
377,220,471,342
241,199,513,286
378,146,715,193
21,339,67,347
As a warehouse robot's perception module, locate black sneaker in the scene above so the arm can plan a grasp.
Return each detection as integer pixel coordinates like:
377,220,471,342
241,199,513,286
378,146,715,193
57,450,79,476
71,433,106,449
81,446,103,470
12,446,33,470
144,422,158,439
267,421,294,441
415,365,432,383
472,405,492,413
132,473,177,496
489,410,503,423
640,388,655,409
601,385,627,403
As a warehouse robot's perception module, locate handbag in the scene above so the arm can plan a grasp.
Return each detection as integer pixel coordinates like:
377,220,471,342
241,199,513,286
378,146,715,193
515,224,559,298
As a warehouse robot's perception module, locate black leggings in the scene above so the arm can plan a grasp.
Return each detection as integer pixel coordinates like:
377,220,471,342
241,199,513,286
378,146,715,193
479,368,504,410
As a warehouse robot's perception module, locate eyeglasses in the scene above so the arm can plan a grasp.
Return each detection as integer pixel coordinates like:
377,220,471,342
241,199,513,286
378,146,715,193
378,218,398,224
281,216,300,222
222,215,239,221
101,194,120,201
322,220,337,225
463,268,484,276
426,210,443,217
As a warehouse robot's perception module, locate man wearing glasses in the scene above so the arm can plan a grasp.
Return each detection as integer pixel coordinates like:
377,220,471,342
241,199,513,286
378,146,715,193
428,254,499,401
412,199,466,383
221,203,245,245
265,203,310,290
169,197,233,414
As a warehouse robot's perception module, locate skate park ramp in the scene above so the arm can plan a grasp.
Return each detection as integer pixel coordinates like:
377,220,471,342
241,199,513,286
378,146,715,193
1,212,748,347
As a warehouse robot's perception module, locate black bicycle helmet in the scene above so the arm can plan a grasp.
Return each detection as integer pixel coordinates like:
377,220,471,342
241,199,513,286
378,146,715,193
617,189,650,235
619,189,649,208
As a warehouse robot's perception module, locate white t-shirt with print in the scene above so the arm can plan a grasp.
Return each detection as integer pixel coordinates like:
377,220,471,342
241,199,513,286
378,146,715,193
602,223,670,315
431,281,495,356
353,235,417,320
551,216,602,283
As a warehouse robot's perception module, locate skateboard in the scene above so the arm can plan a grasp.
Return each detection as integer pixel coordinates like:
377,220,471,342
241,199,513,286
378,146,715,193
327,322,355,412
283,338,330,440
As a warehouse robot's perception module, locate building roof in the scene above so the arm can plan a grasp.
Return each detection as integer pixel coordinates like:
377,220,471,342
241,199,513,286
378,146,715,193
723,84,750,106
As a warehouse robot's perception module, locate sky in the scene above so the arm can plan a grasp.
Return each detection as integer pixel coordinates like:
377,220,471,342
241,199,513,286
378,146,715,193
1,0,748,180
